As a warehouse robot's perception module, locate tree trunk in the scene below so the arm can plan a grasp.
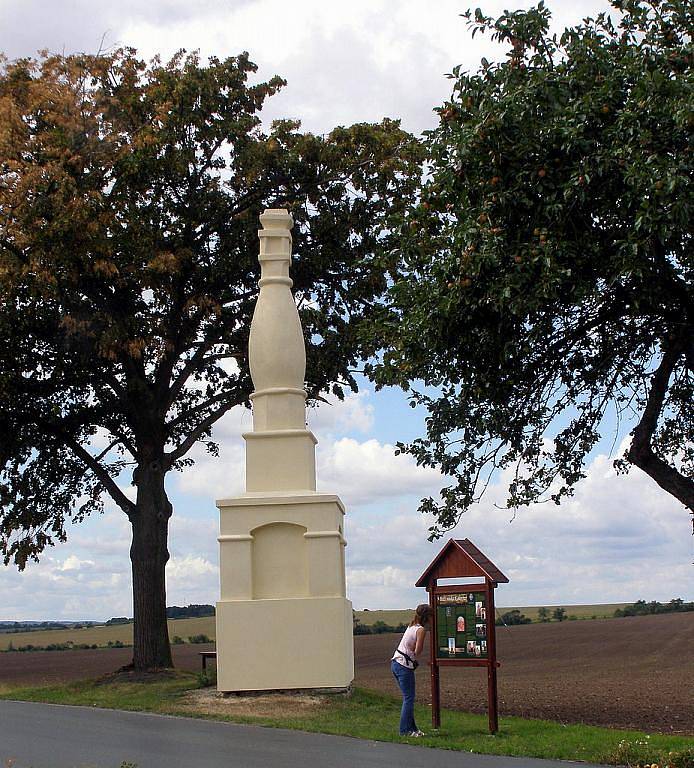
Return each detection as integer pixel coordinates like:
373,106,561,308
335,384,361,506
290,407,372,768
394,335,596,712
626,338,694,512
130,461,173,670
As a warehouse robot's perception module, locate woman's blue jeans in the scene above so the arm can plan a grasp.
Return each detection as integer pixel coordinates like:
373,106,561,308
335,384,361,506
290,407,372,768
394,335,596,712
391,659,417,735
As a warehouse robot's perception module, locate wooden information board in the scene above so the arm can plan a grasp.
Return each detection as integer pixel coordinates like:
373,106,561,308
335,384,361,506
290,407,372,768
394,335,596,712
415,539,508,734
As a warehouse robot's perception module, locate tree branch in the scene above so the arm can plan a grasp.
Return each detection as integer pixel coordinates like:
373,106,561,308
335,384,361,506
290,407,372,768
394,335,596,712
163,326,232,411
45,427,137,519
93,438,123,463
165,343,214,411
164,399,237,468
35,417,136,518
626,337,693,511
166,389,242,432
68,440,136,517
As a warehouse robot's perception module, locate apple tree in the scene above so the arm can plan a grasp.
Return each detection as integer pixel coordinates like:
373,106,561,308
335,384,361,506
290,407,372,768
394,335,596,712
369,0,692,537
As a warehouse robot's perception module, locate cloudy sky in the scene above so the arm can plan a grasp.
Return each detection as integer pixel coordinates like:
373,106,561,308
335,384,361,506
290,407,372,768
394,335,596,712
1,0,691,620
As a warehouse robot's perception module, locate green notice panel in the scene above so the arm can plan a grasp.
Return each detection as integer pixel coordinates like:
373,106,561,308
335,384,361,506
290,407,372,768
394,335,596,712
436,591,488,659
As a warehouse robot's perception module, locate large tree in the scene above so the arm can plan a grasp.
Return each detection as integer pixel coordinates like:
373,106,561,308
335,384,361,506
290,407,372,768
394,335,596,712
368,0,692,537
0,48,421,668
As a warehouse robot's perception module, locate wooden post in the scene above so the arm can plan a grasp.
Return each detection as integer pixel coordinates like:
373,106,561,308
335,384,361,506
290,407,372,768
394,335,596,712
429,585,441,728
486,581,499,734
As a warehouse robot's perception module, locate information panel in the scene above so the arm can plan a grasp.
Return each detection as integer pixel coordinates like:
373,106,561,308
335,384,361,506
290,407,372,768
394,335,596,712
435,590,488,660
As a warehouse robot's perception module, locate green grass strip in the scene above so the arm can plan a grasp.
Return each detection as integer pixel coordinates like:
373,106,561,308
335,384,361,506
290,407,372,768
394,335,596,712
2,674,692,766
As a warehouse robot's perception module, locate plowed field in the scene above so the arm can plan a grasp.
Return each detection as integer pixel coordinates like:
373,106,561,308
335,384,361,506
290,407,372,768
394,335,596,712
356,613,694,734
0,613,691,734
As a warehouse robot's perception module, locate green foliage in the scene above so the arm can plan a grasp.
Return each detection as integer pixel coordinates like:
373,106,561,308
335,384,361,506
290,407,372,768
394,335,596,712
614,597,694,617
187,634,211,644
0,621,86,632
354,620,408,635
368,0,693,536
197,669,217,687
497,609,531,625
166,604,214,619
672,748,694,768
171,635,184,645
607,737,694,767
552,607,567,622
0,47,420,562
4,641,102,652
537,607,550,622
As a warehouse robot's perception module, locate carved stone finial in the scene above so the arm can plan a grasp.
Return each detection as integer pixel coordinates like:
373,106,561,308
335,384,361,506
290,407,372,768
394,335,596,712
248,208,307,432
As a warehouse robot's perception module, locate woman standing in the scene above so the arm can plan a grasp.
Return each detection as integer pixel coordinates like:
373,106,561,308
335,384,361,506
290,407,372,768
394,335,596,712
391,603,431,737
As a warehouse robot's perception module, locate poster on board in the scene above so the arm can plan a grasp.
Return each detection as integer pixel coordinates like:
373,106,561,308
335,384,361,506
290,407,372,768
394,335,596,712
435,591,489,660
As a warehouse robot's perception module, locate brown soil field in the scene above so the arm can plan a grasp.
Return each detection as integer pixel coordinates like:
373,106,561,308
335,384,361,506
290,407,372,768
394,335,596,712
0,642,215,690
1,613,692,735
356,613,694,735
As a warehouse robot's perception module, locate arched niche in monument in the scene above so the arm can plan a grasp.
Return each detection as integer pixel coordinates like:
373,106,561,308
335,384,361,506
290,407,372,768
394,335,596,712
251,522,309,600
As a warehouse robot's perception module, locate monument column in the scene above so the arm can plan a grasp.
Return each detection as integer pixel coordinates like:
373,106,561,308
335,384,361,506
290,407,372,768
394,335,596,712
215,208,354,692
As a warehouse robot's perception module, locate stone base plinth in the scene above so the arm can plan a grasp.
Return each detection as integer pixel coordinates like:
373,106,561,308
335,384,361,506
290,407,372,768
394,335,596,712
216,596,354,691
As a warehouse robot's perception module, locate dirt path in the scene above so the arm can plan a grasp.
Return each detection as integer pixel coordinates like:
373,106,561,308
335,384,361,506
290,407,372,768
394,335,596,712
1,613,691,734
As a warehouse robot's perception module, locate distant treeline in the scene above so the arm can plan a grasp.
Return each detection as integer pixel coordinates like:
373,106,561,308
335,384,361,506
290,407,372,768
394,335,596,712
2,636,212,653
496,607,573,625
106,604,216,625
353,616,407,635
166,604,215,619
0,621,96,634
614,598,693,617
4,640,128,652
496,610,533,625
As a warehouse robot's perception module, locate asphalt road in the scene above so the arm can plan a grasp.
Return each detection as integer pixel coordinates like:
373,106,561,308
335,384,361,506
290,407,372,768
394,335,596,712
0,700,604,768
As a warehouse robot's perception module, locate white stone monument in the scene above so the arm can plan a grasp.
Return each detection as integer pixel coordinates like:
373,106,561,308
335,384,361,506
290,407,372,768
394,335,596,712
215,208,354,691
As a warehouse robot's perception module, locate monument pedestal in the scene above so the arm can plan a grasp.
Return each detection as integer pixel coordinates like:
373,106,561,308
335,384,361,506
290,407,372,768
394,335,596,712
216,491,353,691
216,596,353,691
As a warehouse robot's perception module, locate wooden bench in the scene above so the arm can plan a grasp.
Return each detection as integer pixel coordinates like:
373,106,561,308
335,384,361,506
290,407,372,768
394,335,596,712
199,650,217,672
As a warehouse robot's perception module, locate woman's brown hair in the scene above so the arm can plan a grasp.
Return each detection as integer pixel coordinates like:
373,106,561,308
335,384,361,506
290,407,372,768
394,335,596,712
410,603,432,626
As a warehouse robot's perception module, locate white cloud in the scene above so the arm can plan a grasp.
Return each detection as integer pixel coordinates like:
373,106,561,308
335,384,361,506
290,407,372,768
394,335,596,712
172,438,246,501
59,555,94,572
3,417,690,619
2,0,617,138
166,554,219,607
317,436,440,506
307,389,375,436
0,505,221,620
344,446,692,610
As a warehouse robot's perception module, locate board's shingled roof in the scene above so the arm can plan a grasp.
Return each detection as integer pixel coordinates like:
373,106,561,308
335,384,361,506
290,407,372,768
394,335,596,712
415,538,509,587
